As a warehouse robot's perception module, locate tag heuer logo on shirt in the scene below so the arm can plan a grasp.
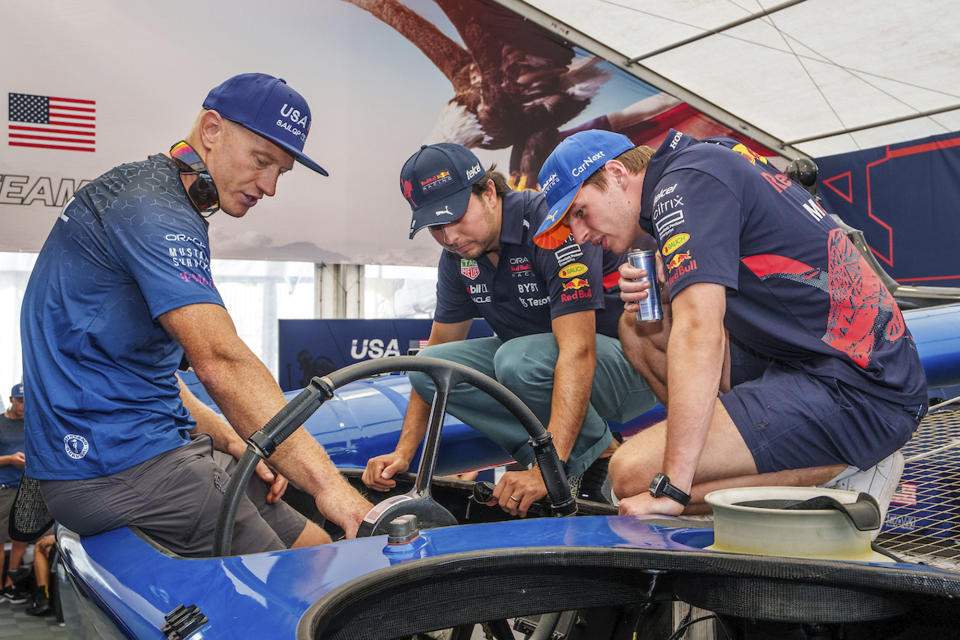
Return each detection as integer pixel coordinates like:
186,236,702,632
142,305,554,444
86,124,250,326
460,259,480,280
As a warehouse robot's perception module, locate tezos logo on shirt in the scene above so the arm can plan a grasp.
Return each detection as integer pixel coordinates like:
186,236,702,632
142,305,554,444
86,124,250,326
63,434,89,460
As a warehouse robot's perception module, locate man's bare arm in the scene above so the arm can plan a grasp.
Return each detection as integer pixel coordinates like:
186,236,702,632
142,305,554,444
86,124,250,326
361,319,472,490
661,283,727,493
178,374,289,503
160,303,372,537
178,375,246,457
490,310,596,516
545,310,598,462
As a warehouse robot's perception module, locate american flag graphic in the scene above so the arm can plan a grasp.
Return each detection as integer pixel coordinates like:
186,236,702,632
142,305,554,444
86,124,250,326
890,481,917,506
8,92,96,152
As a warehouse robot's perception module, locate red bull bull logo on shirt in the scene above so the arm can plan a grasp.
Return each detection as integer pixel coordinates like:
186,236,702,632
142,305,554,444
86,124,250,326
666,251,691,271
562,277,589,291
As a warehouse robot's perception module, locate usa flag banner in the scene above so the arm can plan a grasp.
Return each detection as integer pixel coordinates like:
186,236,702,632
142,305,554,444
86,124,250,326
8,92,96,152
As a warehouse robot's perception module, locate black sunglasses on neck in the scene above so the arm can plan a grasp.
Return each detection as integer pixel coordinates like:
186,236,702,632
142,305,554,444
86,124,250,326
170,141,220,216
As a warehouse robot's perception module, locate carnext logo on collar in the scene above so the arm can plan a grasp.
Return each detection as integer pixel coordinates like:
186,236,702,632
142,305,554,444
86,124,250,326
571,151,605,177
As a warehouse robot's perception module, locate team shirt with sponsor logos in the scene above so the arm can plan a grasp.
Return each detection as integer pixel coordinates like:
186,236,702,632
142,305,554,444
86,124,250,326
638,130,926,404
21,155,222,480
435,190,624,341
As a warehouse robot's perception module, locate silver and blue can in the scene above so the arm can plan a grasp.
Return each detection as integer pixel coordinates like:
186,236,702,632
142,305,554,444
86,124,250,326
627,249,663,322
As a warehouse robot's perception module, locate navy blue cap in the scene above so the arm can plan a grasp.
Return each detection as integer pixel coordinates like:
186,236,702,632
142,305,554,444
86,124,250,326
10,383,23,398
534,130,634,249
400,143,485,239
203,73,328,176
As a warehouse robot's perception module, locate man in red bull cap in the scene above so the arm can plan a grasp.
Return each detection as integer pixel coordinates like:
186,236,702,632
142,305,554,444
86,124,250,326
534,129,926,533
362,143,658,514
21,73,372,556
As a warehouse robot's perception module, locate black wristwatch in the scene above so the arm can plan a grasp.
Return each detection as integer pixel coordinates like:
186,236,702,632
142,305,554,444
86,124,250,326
649,473,691,506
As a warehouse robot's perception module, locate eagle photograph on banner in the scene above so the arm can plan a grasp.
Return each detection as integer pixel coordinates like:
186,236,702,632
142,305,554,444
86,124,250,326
1,0,770,266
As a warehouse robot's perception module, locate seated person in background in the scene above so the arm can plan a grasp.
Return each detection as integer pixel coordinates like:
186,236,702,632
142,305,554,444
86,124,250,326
20,73,372,557
1,383,29,605
362,143,657,513
533,129,927,526
24,534,55,616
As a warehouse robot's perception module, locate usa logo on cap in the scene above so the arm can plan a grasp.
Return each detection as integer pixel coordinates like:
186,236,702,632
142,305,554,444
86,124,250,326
203,73,328,176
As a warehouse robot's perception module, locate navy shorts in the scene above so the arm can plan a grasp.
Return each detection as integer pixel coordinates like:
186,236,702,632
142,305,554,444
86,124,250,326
722,342,924,474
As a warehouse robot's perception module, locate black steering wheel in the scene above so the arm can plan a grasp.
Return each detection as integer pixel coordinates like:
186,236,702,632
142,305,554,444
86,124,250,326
213,356,575,556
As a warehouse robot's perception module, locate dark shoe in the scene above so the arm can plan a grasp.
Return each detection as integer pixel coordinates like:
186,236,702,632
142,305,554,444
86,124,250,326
0,584,28,604
25,593,51,616
6,566,30,585
579,456,611,503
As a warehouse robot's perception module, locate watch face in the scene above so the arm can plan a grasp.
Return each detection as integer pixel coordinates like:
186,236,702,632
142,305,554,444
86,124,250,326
649,473,666,496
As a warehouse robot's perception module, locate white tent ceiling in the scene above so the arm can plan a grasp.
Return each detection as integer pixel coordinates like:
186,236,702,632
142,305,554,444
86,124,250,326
498,0,960,159
3,0,957,265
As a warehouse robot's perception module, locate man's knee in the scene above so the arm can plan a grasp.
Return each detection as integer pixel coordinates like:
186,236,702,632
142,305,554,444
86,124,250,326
291,521,332,548
408,343,468,398
609,433,659,499
408,370,433,399
492,337,556,390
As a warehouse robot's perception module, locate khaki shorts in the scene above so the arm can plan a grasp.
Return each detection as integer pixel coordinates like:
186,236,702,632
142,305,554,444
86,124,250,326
39,435,307,557
0,487,15,544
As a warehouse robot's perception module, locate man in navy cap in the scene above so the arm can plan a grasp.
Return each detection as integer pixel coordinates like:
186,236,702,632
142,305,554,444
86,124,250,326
533,129,926,530
21,73,372,556
0,383,29,603
361,143,657,514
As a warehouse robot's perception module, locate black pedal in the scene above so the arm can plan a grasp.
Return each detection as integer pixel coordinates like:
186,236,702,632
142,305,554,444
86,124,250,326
162,604,208,639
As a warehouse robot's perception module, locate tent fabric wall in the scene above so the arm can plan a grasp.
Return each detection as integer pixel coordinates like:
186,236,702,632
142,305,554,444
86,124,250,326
0,0,783,265
3,1,957,266
508,0,960,159
816,130,960,286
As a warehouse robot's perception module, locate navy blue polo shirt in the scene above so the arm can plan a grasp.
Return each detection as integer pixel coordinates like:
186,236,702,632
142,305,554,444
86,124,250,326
434,190,624,341
638,130,926,405
0,415,25,487
21,154,223,480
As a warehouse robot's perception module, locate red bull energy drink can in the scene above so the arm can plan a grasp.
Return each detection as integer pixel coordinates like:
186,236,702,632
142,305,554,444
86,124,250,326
627,249,663,322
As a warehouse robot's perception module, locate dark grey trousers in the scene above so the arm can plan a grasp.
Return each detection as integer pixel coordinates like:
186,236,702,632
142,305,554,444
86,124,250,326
39,435,306,557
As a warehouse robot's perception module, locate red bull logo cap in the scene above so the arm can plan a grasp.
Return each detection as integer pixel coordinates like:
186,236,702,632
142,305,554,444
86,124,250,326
400,143,486,239
203,73,328,176
534,130,634,249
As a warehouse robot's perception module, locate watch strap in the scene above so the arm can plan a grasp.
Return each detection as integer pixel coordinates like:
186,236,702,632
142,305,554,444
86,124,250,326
650,472,691,506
